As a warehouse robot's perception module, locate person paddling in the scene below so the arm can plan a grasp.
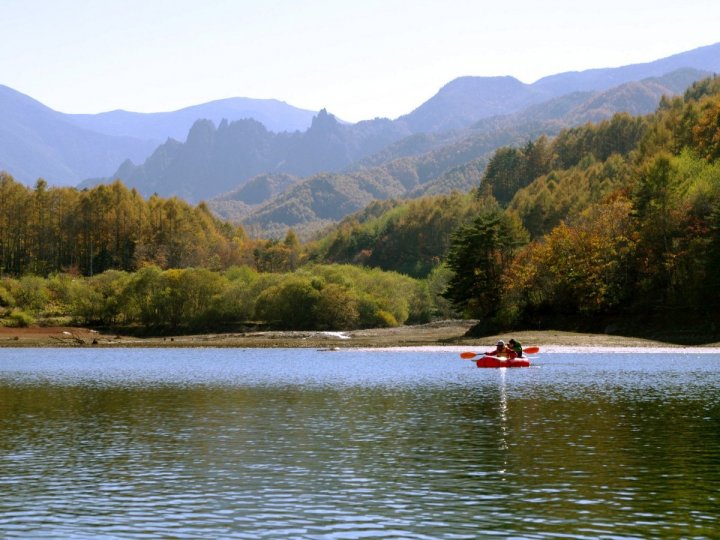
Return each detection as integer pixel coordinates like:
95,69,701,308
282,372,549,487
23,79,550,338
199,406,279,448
485,340,516,359
508,338,523,358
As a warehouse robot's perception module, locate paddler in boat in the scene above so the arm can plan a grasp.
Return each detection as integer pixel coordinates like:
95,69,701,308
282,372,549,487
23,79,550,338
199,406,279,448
508,338,523,358
485,340,517,360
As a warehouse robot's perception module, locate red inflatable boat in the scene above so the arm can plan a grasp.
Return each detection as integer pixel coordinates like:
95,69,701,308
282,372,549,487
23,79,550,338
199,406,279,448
476,356,531,368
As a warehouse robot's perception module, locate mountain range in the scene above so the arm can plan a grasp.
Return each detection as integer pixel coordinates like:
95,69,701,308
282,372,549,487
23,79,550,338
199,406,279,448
0,89,321,186
90,111,411,202
84,42,720,206
66,97,320,142
0,84,156,186
1,41,719,233
209,67,709,238
396,41,720,132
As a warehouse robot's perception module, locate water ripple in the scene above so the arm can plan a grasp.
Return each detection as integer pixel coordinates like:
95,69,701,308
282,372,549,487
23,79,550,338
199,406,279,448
0,349,719,538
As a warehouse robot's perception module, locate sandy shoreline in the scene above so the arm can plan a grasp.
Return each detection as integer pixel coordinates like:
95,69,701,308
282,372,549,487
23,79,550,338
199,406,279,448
2,320,720,351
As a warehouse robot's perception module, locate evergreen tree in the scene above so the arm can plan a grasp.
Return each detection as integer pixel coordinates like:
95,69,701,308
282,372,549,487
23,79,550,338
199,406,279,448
443,204,528,318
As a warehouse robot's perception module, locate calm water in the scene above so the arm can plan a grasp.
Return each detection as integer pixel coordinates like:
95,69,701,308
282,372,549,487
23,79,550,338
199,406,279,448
0,348,719,539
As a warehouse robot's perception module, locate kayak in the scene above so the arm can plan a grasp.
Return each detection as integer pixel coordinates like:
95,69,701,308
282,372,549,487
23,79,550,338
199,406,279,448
476,355,531,368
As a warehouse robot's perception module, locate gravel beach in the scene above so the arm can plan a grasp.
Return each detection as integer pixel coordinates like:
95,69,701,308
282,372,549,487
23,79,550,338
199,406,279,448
2,321,719,350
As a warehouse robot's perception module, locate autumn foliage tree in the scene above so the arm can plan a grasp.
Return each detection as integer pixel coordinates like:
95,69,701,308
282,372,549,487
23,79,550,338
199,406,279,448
501,198,636,324
444,76,720,333
0,177,250,276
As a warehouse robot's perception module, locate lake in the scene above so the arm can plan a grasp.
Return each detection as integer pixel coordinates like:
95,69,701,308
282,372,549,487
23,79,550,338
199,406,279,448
1,347,719,538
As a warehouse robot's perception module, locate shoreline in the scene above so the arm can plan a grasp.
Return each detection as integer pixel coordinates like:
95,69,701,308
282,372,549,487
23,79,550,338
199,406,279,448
2,321,720,350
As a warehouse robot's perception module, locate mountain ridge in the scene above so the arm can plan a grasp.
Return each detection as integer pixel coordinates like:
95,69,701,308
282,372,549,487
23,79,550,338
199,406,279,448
221,68,709,238
0,88,324,186
85,111,411,202
398,42,720,133
1,41,718,192
0,84,157,186
533,41,720,95
66,97,320,141
397,75,551,132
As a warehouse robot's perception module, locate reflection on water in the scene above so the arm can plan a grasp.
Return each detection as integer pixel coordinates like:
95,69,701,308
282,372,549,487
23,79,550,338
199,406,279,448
0,348,719,538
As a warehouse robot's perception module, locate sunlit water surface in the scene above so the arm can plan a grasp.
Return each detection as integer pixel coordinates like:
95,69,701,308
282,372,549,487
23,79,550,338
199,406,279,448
1,348,719,538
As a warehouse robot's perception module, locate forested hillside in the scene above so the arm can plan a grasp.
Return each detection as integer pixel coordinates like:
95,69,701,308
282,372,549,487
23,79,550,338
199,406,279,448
444,76,720,336
299,113,642,277
303,75,720,336
0,175,440,332
224,70,706,238
89,111,410,203
3,75,720,338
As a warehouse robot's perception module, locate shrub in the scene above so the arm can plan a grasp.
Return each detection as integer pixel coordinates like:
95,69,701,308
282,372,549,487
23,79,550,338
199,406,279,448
0,285,15,308
254,277,320,329
357,295,398,328
314,283,360,330
14,276,50,312
8,309,35,328
374,310,398,328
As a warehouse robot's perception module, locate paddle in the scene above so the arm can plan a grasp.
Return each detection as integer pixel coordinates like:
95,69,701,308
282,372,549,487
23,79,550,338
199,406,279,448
460,346,539,359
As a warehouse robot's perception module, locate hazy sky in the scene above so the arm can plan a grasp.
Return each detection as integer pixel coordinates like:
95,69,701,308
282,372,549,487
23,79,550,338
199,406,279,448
1,0,719,122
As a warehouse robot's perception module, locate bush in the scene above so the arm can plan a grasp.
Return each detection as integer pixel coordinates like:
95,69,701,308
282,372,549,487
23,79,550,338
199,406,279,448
374,310,399,328
68,281,104,325
46,273,76,309
8,309,35,328
314,283,360,330
0,285,15,308
357,295,398,328
254,277,321,329
14,276,50,312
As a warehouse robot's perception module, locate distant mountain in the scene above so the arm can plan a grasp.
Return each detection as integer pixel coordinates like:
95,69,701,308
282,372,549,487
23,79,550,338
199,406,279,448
0,85,156,186
398,42,720,133
475,67,710,127
533,42,720,95
235,169,411,239
89,110,410,202
219,173,300,206
66,97,320,142
3,41,719,194
397,76,551,133
226,69,708,238
358,68,708,171
210,173,299,222
0,87,322,187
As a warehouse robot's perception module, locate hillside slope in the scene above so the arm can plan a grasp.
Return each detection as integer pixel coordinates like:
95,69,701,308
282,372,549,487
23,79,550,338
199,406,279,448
396,42,720,132
226,69,706,237
66,97,320,141
0,85,156,186
91,111,410,202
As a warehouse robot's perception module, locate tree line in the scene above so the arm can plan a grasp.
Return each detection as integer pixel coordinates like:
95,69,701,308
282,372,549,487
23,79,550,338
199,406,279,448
443,76,720,335
4,75,720,336
0,264,440,332
0,173,459,332
0,176,340,278
0,177,250,275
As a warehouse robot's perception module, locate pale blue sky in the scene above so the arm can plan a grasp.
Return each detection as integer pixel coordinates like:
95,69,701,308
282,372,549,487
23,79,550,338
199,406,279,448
1,0,718,122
